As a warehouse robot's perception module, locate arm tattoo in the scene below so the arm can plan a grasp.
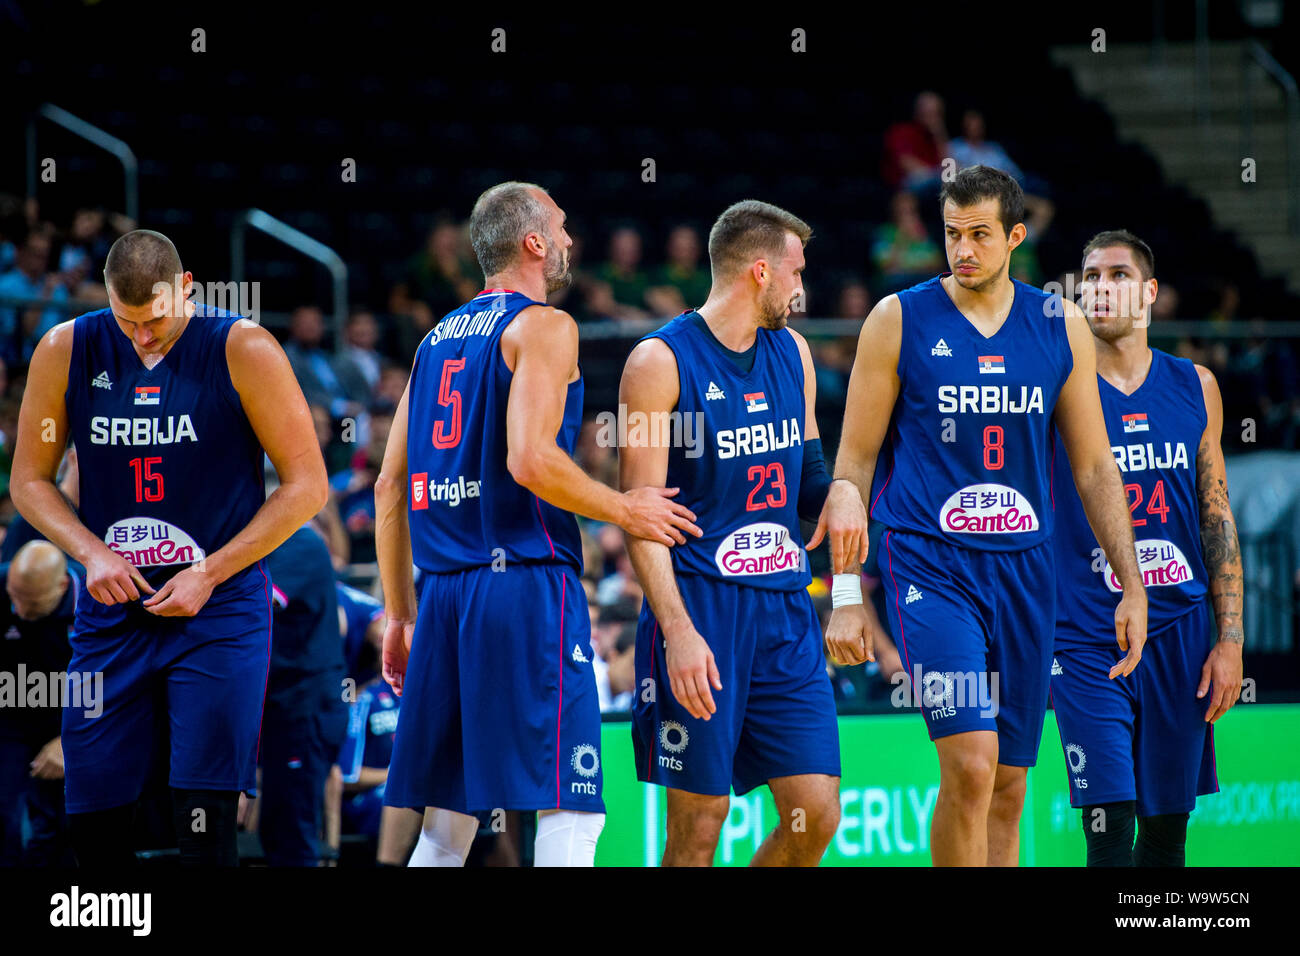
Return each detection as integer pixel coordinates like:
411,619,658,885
1196,435,1244,644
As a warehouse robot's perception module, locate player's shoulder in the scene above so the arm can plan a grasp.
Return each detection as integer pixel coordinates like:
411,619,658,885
623,332,679,378
780,325,815,366
224,315,286,367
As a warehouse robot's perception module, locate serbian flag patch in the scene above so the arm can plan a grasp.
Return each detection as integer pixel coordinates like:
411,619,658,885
977,355,1005,374
744,392,769,413
1123,412,1149,433
134,385,161,405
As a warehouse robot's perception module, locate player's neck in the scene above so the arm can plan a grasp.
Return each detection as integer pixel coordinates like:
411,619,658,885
483,271,546,304
132,309,191,367
696,295,760,352
942,272,1014,325
1095,324,1152,395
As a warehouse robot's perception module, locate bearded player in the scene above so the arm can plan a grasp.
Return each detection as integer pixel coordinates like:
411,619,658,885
1051,230,1242,866
376,183,699,867
11,229,328,866
620,200,866,866
821,166,1147,866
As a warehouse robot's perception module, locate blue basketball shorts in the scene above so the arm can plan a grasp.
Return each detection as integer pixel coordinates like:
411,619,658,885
1052,603,1219,817
879,529,1054,766
632,574,840,796
384,562,603,815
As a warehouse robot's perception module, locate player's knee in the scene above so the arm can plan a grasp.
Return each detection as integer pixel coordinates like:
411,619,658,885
804,797,841,846
667,797,729,845
941,748,999,801
989,771,1027,817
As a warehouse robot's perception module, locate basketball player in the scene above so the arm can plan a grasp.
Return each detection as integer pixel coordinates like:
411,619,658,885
821,166,1148,866
376,182,699,867
10,229,329,865
620,200,861,866
1051,230,1242,866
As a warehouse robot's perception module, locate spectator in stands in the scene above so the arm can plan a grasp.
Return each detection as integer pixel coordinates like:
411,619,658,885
0,195,25,273
592,617,636,714
261,523,349,867
871,191,945,295
0,541,79,866
0,231,69,367
331,405,393,565
575,417,618,489
336,653,400,853
882,91,949,192
388,219,478,359
284,306,360,421
592,226,651,320
57,207,123,305
948,111,1055,244
374,362,409,409
333,308,383,406
646,225,711,317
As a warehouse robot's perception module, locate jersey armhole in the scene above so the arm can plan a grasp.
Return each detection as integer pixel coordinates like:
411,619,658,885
218,319,249,415
895,294,911,383
63,314,86,411
644,332,685,414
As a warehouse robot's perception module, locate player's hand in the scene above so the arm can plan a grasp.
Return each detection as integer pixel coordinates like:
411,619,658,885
824,604,874,667
805,480,869,573
382,617,416,697
1197,640,1243,723
143,564,216,617
664,624,721,721
620,486,702,546
84,546,155,605
1110,591,1148,679
30,736,64,781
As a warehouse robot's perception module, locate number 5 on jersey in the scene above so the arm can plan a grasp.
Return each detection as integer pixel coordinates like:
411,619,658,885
432,358,466,449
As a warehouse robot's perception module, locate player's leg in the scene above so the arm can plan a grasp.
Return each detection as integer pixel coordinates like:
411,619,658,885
458,563,606,866
662,789,730,866
878,531,998,865
986,764,1027,866
932,730,999,865
1133,812,1190,867
375,806,421,866
1051,642,1141,866
164,581,274,866
754,774,841,866
633,576,749,866
983,541,1057,866
733,588,841,866
62,624,162,866
408,807,479,867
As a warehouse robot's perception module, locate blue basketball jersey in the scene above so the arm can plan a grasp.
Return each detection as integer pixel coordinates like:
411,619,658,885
65,305,267,630
1053,348,1208,644
642,312,809,591
406,290,583,575
871,276,1073,551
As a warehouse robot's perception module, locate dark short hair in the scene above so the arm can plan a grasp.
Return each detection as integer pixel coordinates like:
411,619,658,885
104,230,183,306
938,165,1024,236
1081,229,1155,282
708,200,812,280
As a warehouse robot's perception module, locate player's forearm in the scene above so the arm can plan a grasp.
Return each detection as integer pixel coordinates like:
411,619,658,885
1074,460,1143,593
10,477,104,566
374,472,417,621
1200,506,1244,645
202,478,326,586
625,537,691,638
831,453,879,576
344,767,388,792
509,444,630,528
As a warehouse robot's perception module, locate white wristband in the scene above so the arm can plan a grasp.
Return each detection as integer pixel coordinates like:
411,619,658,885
831,573,863,609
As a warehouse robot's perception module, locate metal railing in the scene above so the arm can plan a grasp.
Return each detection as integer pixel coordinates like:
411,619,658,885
230,209,348,348
1241,40,1300,235
26,104,139,223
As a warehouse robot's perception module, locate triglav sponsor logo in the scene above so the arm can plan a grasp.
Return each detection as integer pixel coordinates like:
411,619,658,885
409,474,481,509
1103,538,1194,592
104,518,204,568
939,484,1039,534
714,522,804,577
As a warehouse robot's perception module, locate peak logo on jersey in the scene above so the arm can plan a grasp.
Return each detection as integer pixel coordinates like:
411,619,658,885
410,474,481,508
939,484,1039,534
705,381,726,401
931,338,953,357
714,521,804,577
1051,657,1063,676
1102,538,1194,593
977,355,1005,374
104,518,204,568
906,584,923,604
571,643,590,664
133,385,160,406
92,371,112,390
744,392,768,413
1122,412,1150,434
